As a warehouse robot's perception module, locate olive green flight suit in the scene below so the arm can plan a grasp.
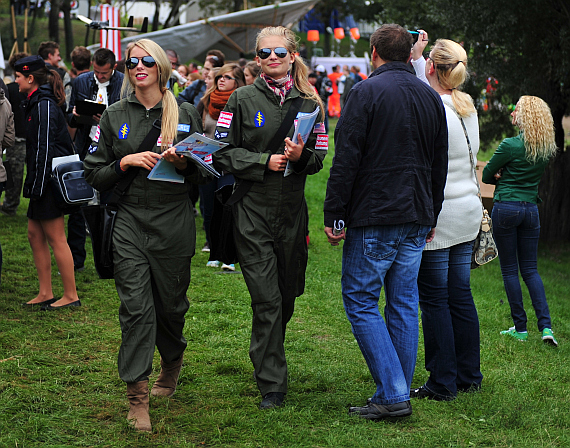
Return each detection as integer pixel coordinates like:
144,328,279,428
84,94,208,384
213,78,327,396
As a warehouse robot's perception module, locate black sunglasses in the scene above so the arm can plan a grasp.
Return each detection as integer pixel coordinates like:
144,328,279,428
257,47,289,60
126,56,156,70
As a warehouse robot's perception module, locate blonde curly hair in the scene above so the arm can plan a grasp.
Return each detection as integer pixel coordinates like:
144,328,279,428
515,96,557,162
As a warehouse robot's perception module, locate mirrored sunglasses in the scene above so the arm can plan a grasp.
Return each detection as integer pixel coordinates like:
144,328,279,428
126,56,156,70
257,47,289,60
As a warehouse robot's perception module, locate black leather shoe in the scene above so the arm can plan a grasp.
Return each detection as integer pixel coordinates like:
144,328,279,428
349,400,412,420
410,385,454,401
259,392,284,410
22,298,57,308
42,300,82,311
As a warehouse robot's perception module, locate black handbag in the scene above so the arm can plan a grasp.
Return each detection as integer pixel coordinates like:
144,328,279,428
82,120,161,279
209,97,305,265
51,156,96,214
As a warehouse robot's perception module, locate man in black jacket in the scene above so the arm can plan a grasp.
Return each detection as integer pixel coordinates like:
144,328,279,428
323,24,448,421
66,48,124,271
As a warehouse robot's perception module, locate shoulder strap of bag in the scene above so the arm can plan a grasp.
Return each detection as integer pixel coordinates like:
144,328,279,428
450,107,485,213
227,96,305,206
108,118,161,205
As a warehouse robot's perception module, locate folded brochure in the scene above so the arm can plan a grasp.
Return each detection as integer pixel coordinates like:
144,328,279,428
283,107,320,177
147,132,227,182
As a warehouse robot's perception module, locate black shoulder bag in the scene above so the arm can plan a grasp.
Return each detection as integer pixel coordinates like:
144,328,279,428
209,97,305,265
82,120,161,279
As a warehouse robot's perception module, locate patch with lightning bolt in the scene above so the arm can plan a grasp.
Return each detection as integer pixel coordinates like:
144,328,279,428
118,123,130,139
254,110,265,128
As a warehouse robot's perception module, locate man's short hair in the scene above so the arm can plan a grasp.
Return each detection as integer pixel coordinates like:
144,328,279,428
71,46,92,71
370,24,413,63
93,48,116,69
165,49,179,64
9,52,29,70
206,49,225,66
37,41,59,60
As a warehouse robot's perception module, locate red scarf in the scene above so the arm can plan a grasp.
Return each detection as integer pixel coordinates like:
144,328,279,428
208,89,235,120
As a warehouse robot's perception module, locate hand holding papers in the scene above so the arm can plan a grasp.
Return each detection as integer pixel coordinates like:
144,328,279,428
283,108,320,177
147,132,227,182
174,133,227,178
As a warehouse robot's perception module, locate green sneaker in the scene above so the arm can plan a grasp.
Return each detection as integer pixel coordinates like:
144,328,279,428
500,326,528,342
542,328,558,347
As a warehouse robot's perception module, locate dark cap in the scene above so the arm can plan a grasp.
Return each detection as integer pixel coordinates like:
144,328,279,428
14,55,45,74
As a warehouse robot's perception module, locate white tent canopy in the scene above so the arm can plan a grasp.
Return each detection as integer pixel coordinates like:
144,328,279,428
105,0,319,62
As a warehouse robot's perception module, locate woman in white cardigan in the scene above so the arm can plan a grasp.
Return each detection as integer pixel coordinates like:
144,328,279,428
410,34,483,401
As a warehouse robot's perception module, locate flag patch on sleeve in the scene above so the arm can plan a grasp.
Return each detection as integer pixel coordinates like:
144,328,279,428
217,111,233,129
313,122,326,133
315,134,329,150
93,125,101,142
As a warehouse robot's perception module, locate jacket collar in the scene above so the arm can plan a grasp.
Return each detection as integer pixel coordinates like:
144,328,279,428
369,61,414,78
126,91,163,110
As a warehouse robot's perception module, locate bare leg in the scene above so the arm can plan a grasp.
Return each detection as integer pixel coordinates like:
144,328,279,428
26,219,55,304
41,217,79,306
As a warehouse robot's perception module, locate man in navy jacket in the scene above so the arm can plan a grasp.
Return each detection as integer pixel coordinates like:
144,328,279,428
324,24,448,421
66,48,123,271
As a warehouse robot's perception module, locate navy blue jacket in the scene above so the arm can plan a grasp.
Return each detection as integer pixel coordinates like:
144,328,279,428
67,70,124,159
324,62,449,228
178,79,206,106
22,85,74,199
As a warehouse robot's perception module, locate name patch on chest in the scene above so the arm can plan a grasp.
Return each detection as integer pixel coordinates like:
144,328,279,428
119,123,130,139
177,123,191,133
217,111,233,129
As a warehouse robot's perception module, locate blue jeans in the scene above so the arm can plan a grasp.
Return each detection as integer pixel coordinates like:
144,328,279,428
417,241,482,398
492,201,552,332
342,223,430,405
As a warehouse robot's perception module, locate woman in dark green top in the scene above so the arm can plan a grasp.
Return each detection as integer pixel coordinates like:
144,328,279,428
482,96,558,346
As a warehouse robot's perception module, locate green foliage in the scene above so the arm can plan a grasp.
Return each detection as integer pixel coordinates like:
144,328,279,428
1,120,569,446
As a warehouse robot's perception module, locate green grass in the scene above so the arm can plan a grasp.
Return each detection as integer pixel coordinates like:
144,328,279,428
1,120,569,447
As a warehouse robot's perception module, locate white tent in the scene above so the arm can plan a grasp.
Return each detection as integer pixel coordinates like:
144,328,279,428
96,0,319,62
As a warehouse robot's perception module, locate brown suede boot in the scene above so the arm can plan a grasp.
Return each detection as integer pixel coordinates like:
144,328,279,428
150,355,183,398
126,381,152,432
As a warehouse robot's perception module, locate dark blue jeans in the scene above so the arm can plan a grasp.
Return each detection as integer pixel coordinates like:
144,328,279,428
417,241,482,398
492,201,552,332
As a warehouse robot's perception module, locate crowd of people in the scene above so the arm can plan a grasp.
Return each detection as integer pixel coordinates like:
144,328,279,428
0,22,560,432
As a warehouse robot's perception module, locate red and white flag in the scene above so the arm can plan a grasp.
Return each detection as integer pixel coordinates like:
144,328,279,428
100,5,121,60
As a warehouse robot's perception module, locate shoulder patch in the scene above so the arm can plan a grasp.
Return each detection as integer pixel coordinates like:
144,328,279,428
313,122,326,134
315,134,329,151
119,123,130,139
254,110,265,127
217,111,233,129
215,130,228,140
93,125,101,142
177,123,191,132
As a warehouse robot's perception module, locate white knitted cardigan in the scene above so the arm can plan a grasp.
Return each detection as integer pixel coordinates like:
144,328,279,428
426,95,482,251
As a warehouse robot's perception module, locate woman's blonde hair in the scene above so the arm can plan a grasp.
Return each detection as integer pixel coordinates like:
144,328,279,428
430,39,475,118
122,39,178,151
515,96,558,162
198,67,220,114
255,26,324,117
